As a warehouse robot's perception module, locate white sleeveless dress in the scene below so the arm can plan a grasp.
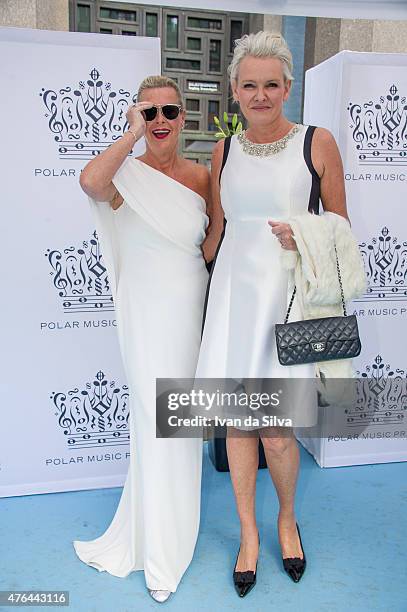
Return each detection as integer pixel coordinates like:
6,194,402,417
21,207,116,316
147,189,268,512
73,158,208,592
195,125,317,425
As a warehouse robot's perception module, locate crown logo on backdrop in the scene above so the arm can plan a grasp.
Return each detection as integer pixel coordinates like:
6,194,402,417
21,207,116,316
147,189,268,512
40,68,135,160
45,230,114,313
343,355,407,428
51,370,129,449
348,84,407,165
355,227,407,301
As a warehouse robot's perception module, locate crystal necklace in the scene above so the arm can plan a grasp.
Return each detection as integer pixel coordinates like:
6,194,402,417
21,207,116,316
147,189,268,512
237,124,301,157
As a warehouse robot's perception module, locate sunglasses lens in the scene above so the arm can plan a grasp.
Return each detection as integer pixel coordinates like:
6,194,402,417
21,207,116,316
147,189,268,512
162,105,181,120
143,107,157,121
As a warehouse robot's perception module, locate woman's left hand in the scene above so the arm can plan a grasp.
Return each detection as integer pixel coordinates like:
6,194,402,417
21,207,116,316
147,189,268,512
268,220,297,251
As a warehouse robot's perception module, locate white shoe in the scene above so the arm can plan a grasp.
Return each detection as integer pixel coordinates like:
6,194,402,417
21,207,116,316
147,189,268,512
148,589,172,603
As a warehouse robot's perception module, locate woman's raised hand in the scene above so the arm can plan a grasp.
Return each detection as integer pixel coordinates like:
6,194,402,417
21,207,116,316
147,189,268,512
126,101,154,140
268,220,297,251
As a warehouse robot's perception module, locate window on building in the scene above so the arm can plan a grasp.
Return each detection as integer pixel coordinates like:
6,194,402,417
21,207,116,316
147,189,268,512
185,120,200,130
166,58,201,71
77,4,91,32
100,28,112,34
185,139,216,154
208,100,220,131
99,8,137,22
187,17,222,30
230,20,243,52
209,40,221,72
187,37,202,51
146,13,158,37
122,31,137,36
166,15,179,48
186,99,200,112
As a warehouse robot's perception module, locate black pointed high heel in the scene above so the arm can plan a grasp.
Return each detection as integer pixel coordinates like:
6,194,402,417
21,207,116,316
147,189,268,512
282,523,306,583
233,538,259,598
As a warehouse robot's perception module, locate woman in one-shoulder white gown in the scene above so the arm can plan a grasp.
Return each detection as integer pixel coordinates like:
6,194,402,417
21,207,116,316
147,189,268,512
73,76,210,603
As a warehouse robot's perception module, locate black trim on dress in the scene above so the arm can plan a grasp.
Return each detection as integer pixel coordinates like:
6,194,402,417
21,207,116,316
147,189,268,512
219,136,231,182
303,125,321,215
201,136,231,335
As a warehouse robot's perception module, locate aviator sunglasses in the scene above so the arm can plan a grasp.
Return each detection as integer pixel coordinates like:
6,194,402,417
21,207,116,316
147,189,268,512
142,104,183,121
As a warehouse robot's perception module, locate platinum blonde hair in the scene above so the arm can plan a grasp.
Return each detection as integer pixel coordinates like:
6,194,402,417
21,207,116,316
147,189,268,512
137,75,184,106
228,31,294,85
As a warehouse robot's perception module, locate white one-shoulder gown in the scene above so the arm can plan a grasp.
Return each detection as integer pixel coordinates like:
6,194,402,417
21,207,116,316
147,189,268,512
73,158,208,592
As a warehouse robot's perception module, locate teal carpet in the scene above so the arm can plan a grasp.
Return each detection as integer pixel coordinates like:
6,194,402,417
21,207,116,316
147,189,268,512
0,443,405,611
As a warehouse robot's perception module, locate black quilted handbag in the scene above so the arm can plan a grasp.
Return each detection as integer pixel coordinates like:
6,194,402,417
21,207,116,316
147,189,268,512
275,245,361,366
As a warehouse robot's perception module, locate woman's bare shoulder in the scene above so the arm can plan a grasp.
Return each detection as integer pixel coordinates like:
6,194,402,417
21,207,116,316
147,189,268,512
178,159,209,201
211,139,225,164
182,157,208,172
183,158,209,183
312,127,338,150
310,127,342,178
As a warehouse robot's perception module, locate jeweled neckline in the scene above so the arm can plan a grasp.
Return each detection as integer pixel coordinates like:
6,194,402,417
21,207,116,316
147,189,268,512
237,124,301,157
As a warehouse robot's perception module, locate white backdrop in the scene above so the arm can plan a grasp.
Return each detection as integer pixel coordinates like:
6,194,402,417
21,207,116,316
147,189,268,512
0,27,160,497
299,51,407,466
2,34,406,497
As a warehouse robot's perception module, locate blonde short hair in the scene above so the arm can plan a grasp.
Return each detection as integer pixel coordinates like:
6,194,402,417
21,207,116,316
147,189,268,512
228,31,294,85
137,75,183,106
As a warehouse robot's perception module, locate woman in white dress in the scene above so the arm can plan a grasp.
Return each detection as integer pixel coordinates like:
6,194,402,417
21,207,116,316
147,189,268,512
196,32,350,596
73,76,210,603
